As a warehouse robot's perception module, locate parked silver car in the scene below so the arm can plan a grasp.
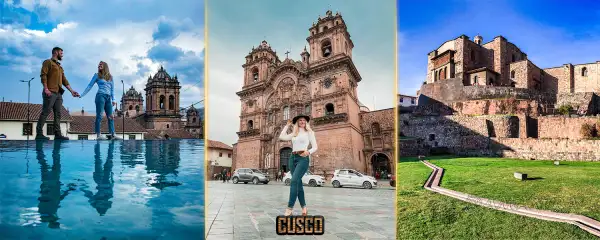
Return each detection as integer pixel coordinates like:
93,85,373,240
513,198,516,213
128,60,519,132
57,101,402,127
232,168,270,185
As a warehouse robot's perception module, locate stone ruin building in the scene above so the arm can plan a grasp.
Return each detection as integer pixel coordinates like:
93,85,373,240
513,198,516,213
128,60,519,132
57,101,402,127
400,34,600,161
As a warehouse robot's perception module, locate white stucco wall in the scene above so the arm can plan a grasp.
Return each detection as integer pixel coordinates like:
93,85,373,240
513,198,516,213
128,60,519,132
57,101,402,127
208,147,233,167
398,96,417,107
0,121,68,140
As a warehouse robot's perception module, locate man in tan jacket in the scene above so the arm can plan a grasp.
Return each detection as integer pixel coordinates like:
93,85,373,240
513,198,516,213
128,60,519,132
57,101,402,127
36,47,79,140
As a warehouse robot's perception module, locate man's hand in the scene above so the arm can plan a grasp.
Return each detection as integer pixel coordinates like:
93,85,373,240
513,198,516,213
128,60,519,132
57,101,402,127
300,151,309,157
71,91,80,97
44,88,52,97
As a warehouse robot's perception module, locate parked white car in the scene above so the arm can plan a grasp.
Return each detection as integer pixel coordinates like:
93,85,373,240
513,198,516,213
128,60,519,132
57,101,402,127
283,171,325,187
331,169,377,189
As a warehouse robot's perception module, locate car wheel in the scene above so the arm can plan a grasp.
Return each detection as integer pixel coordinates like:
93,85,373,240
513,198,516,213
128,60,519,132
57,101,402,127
363,181,372,189
264,181,269,184
232,177,239,184
244,182,248,184
332,180,341,188
309,179,317,187
284,179,291,186
252,177,259,185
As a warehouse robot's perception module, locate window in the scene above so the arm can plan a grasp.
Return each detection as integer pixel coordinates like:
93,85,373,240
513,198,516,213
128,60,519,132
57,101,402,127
321,40,332,57
511,70,515,79
252,67,259,82
283,106,290,120
129,135,136,140
399,98,404,103
160,95,165,109
47,124,55,135
192,129,196,133
135,105,140,112
305,104,311,114
22,123,32,136
582,67,588,77
167,124,170,129
474,76,478,84
512,54,515,62
228,153,232,158
471,50,475,61
268,112,273,122
247,120,253,130
129,105,133,110
219,152,223,157
325,103,335,116
192,117,196,123
411,98,415,104
78,135,88,140
169,95,175,110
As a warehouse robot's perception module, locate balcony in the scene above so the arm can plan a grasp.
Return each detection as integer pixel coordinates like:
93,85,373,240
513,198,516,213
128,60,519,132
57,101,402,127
312,113,348,126
236,128,260,138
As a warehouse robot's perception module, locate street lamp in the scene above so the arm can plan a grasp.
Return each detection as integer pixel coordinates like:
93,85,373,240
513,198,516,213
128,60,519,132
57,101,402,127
121,80,125,140
20,77,35,141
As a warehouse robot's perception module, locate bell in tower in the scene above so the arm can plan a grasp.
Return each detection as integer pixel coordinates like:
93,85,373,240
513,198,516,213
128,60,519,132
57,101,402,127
322,40,332,57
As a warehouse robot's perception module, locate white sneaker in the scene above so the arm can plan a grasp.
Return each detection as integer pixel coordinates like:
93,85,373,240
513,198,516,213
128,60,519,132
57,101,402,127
97,135,107,140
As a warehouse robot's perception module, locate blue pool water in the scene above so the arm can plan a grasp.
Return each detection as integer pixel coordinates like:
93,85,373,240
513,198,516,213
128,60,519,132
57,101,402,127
0,140,204,240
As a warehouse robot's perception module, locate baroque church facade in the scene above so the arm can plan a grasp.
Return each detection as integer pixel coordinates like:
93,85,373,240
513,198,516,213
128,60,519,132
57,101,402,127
119,66,203,139
232,10,395,178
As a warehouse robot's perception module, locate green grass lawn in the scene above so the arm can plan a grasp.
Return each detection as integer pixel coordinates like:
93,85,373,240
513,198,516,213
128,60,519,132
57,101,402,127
397,156,598,239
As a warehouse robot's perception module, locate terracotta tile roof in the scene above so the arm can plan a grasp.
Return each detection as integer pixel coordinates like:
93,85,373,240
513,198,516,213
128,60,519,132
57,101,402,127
145,129,196,139
0,102,72,121
69,116,147,133
207,140,233,150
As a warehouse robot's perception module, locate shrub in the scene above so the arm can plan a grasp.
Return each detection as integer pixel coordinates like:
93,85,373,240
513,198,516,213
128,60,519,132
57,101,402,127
581,123,597,138
557,105,573,115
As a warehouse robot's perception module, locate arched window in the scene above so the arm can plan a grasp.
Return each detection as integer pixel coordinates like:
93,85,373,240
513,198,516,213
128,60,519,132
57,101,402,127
372,123,381,136
305,104,311,114
135,105,140,112
321,39,332,57
511,70,515,79
159,95,165,109
192,117,196,123
169,95,175,110
322,26,328,32
252,67,259,82
325,103,335,116
247,120,253,130
474,76,478,85
167,124,170,129
582,67,588,77
129,105,133,110
512,54,515,62
268,112,273,122
283,106,290,120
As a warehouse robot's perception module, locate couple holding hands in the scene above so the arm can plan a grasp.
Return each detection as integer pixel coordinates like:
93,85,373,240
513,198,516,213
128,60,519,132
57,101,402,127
36,47,119,141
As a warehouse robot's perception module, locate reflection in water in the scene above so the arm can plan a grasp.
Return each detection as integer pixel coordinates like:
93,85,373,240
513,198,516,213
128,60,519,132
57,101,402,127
81,142,115,216
120,140,144,168
145,140,182,189
36,140,74,229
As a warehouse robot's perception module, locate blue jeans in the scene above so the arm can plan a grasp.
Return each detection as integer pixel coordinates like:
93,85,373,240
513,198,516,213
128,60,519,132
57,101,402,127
288,154,309,208
95,93,115,136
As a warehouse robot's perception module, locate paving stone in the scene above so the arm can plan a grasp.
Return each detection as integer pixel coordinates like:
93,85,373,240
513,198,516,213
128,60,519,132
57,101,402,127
206,181,394,239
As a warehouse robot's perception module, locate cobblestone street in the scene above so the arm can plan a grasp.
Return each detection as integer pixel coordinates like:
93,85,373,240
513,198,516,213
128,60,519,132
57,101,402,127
206,180,395,240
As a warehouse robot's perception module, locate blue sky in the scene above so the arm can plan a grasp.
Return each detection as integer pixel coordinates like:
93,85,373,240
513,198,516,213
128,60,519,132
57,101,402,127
399,0,600,96
207,0,396,145
0,0,204,114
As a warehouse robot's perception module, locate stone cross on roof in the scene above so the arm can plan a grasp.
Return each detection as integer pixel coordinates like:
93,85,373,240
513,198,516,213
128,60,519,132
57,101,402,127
285,50,290,59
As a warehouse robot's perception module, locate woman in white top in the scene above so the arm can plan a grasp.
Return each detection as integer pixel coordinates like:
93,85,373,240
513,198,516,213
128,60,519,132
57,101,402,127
279,115,318,216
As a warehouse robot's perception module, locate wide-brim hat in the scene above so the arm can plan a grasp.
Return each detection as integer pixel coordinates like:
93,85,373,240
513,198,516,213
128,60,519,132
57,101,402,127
292,115,310,124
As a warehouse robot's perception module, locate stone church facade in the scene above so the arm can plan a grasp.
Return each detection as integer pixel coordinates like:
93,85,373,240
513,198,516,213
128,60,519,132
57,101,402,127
118,66,202,139
233,10,394,178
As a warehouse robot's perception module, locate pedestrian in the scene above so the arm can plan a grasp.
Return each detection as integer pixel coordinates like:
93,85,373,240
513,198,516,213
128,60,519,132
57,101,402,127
277,170,282,181
226,171,231,183
36,47,80,140
79,61,120,140
279,115,318,216
222,169,227,183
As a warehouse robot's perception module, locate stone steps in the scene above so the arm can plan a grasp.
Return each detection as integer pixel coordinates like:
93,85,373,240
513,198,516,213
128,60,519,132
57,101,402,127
421,160,600,237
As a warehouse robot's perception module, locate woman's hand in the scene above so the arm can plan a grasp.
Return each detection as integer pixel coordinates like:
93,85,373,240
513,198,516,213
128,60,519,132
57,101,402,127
286,119,292,126
300,151,309,157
